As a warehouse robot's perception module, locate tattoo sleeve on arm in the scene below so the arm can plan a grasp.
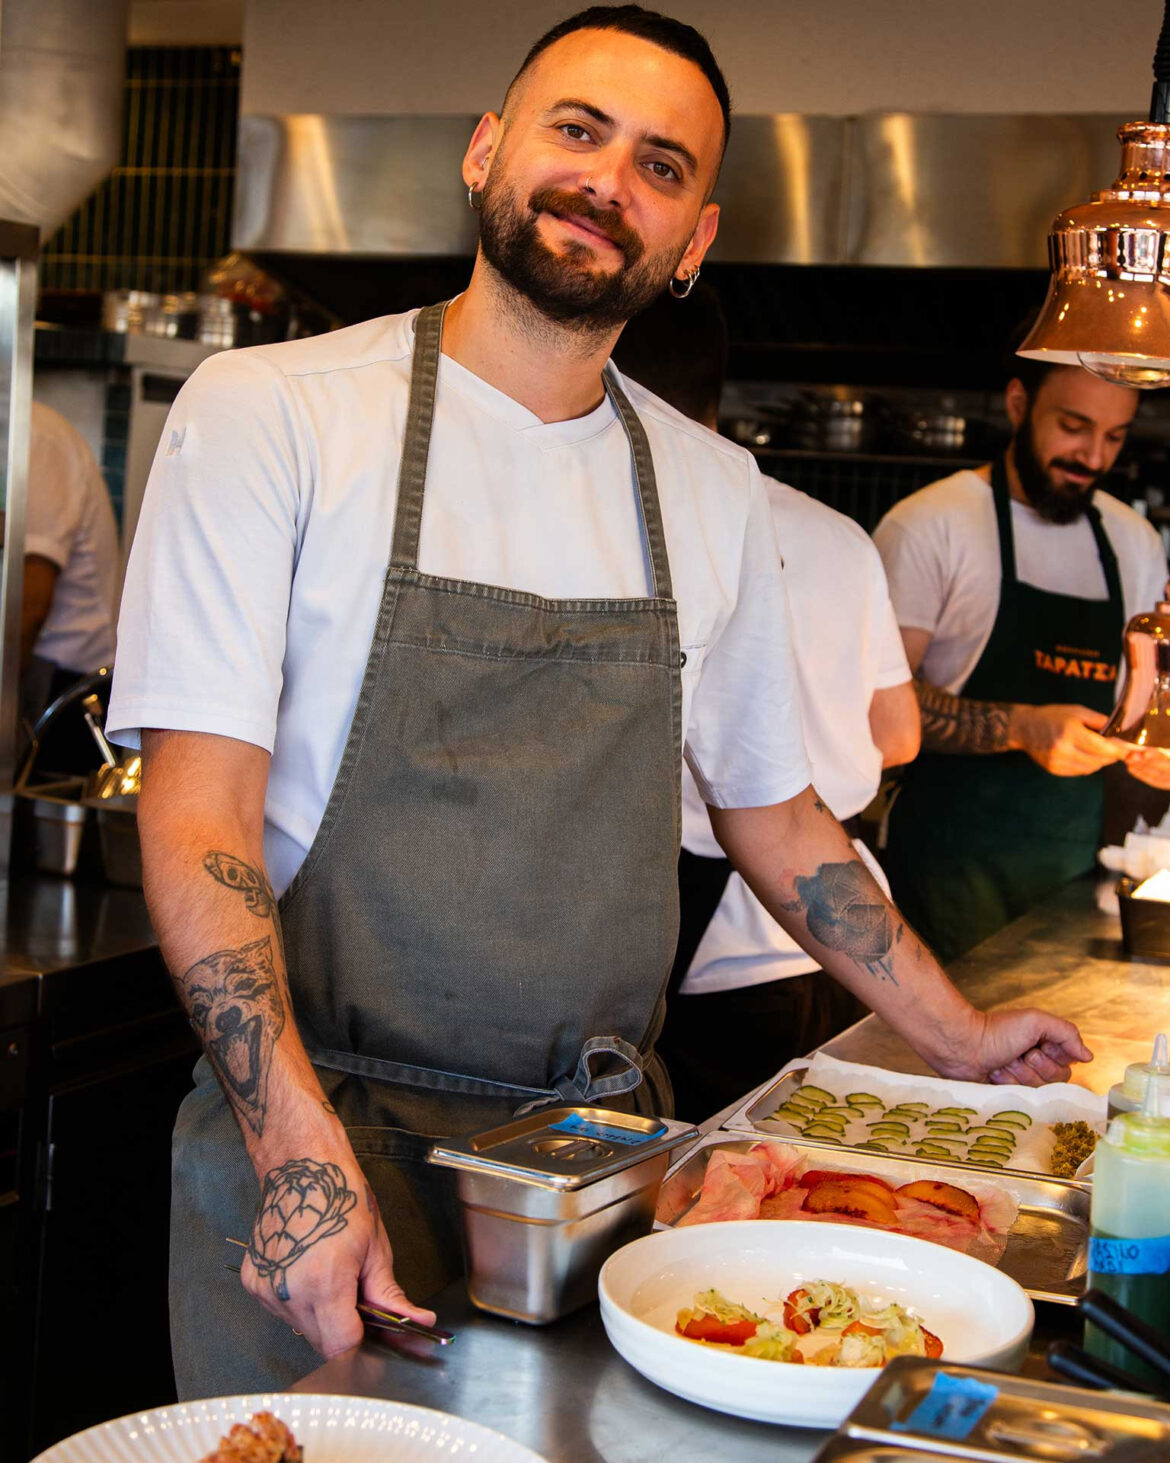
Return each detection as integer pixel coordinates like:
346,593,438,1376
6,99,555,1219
914,677,1011,755
248,1157,357,1301
778,860,900,983
184,935,286,1136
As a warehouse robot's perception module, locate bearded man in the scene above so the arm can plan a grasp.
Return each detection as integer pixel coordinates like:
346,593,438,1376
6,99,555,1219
110,8,1094,1397
875,350,1169,962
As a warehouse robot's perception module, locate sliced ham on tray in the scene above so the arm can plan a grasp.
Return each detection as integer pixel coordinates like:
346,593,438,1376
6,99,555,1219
671,1141,1016,1265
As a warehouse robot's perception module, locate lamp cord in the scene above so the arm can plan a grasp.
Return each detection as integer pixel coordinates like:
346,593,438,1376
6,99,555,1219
1151,0,1170,121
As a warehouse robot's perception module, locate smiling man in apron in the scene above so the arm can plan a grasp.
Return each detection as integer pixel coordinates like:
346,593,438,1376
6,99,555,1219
876,352,1170,962
110,8,1094,1398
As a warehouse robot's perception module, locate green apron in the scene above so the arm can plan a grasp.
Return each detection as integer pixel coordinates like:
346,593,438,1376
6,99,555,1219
884,456,1124,962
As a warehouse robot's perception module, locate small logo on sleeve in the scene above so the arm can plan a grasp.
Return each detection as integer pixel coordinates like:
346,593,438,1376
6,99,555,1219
166,427,186,457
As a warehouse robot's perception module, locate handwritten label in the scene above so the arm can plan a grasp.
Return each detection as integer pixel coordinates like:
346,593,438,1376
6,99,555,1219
1089,1235,1170,1275
549,1113,665,1146
891,1372,999,1441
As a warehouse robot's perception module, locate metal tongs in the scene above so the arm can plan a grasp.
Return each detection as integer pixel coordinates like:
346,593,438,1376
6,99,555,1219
1048,1289,1170,1398
224,1237,454,1345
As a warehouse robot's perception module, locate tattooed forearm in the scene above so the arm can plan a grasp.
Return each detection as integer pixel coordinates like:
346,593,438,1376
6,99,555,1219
915,677,1011,755
184,935,286,1136
248,1157,357,1301
778,860,900,983
203,850,277,918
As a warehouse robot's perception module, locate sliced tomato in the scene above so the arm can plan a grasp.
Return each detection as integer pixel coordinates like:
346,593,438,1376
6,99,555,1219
843,1319,883,1337
923,1327,943,1359
678,1314,759,1346
783,1287,817,1333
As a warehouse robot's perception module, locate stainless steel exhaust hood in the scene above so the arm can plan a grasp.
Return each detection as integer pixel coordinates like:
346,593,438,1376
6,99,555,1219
233,111,1130,270
0,0,127,236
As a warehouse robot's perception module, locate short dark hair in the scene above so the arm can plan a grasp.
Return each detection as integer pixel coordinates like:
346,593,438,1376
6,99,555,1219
611,280,728,424
505,5,731,147
1005,308,1061,399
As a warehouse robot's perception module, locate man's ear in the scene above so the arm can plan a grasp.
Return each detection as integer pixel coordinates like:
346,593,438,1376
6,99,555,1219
462,112,502,190
675,202,720,281
1004,377,1030,431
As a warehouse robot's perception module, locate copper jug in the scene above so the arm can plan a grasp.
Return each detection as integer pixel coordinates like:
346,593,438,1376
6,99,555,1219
1104,588,1170,749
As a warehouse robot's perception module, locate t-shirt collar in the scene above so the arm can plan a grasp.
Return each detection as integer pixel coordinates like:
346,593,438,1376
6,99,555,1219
434,338,619,447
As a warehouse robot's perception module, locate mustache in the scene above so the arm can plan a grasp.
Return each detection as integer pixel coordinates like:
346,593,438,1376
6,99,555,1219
527,186,645,264
1049,459,1099,486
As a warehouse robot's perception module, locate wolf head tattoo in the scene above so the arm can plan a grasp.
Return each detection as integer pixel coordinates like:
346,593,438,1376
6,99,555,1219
186,936,285,1136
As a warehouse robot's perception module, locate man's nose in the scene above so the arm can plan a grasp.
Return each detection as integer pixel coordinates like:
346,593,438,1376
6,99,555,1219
581,144,634,210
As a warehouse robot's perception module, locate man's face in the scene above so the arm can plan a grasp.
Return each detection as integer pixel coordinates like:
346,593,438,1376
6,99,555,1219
470,29,723,332
1009,367,1138,524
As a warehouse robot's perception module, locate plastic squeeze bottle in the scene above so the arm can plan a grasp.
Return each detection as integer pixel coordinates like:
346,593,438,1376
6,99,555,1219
1107,1032,1170,1120
1087,1074,1170,1388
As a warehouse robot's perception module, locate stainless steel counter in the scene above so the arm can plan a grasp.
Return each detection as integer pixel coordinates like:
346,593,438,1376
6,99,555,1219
291,875,1159,1460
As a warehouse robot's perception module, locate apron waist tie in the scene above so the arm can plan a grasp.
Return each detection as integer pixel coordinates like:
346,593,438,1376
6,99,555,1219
309,1034,647,1117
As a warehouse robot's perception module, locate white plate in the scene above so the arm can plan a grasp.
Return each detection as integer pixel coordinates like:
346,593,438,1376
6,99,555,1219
32,1393,549,1463
599,1219,1034,1429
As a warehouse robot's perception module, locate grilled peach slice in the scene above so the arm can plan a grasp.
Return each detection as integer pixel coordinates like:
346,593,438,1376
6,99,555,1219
801,1168,894,1193
802,1178,899,1223
896,1179,980,1222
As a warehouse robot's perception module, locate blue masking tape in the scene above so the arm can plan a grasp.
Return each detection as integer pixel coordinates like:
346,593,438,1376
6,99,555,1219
1089,1235,1170,1275
891,1372,999,1441
549,1113,665,1145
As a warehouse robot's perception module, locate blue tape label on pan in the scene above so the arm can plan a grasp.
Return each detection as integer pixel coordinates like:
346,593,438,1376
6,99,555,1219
1089,1235,1170,1275
549,1113,666,1145
890,1373,999,1441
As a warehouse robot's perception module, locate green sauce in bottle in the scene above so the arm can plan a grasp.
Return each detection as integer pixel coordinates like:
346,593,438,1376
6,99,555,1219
1087,1076,1170,1389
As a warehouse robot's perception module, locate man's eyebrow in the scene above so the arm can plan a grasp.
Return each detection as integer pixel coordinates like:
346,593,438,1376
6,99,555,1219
544,97,699,175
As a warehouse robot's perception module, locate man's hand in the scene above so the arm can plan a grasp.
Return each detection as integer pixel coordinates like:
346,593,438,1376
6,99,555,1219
1009,704,1127,777
1122,746,1170,790
240,1138,436,1358
930,1006,1093,1086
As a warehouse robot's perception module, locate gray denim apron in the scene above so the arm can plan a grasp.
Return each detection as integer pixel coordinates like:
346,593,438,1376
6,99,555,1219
169,301,683,1397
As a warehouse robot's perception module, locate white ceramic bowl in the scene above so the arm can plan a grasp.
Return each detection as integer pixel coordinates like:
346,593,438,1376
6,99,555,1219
598,1219,1034,1428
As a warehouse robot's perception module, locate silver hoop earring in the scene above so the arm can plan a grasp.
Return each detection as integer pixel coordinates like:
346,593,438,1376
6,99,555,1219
468,184,483,212
669,267,699,299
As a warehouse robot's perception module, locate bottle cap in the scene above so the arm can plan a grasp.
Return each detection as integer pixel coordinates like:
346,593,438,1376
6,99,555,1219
1121,1031,1170,1105
1107,1068,1170,1157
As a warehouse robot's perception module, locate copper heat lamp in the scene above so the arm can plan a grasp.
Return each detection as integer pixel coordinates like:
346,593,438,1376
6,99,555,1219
1019,1,1170,388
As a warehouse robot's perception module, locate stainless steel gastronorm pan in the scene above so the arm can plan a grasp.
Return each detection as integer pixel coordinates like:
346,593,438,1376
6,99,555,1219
655,1133,1090,1306
843,1355,1170,1462
723,1066,1090,1189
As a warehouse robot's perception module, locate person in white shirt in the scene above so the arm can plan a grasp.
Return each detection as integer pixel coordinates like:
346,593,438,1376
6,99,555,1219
615,287,920,1119
109,7,1091,1396
21,400,119,767
874,348,1169,962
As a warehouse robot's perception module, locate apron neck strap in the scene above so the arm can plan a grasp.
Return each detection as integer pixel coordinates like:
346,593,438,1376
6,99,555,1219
391,301,447,570
390,301,673,599
990,452,1124,612
989,454,1019,585
603,364,673,600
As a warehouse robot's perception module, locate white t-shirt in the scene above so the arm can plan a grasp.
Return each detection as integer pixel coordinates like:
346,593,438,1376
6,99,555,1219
680,481,910,994
873,469,1167,695
26,401,118,672
108,310,812,896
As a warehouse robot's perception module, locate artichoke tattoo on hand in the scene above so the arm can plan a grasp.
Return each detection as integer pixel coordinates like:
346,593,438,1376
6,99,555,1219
248,1157,358,1302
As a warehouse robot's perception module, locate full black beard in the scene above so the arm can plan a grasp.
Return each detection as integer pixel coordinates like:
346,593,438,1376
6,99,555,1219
1011,410,1101,526
478,178,685,333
